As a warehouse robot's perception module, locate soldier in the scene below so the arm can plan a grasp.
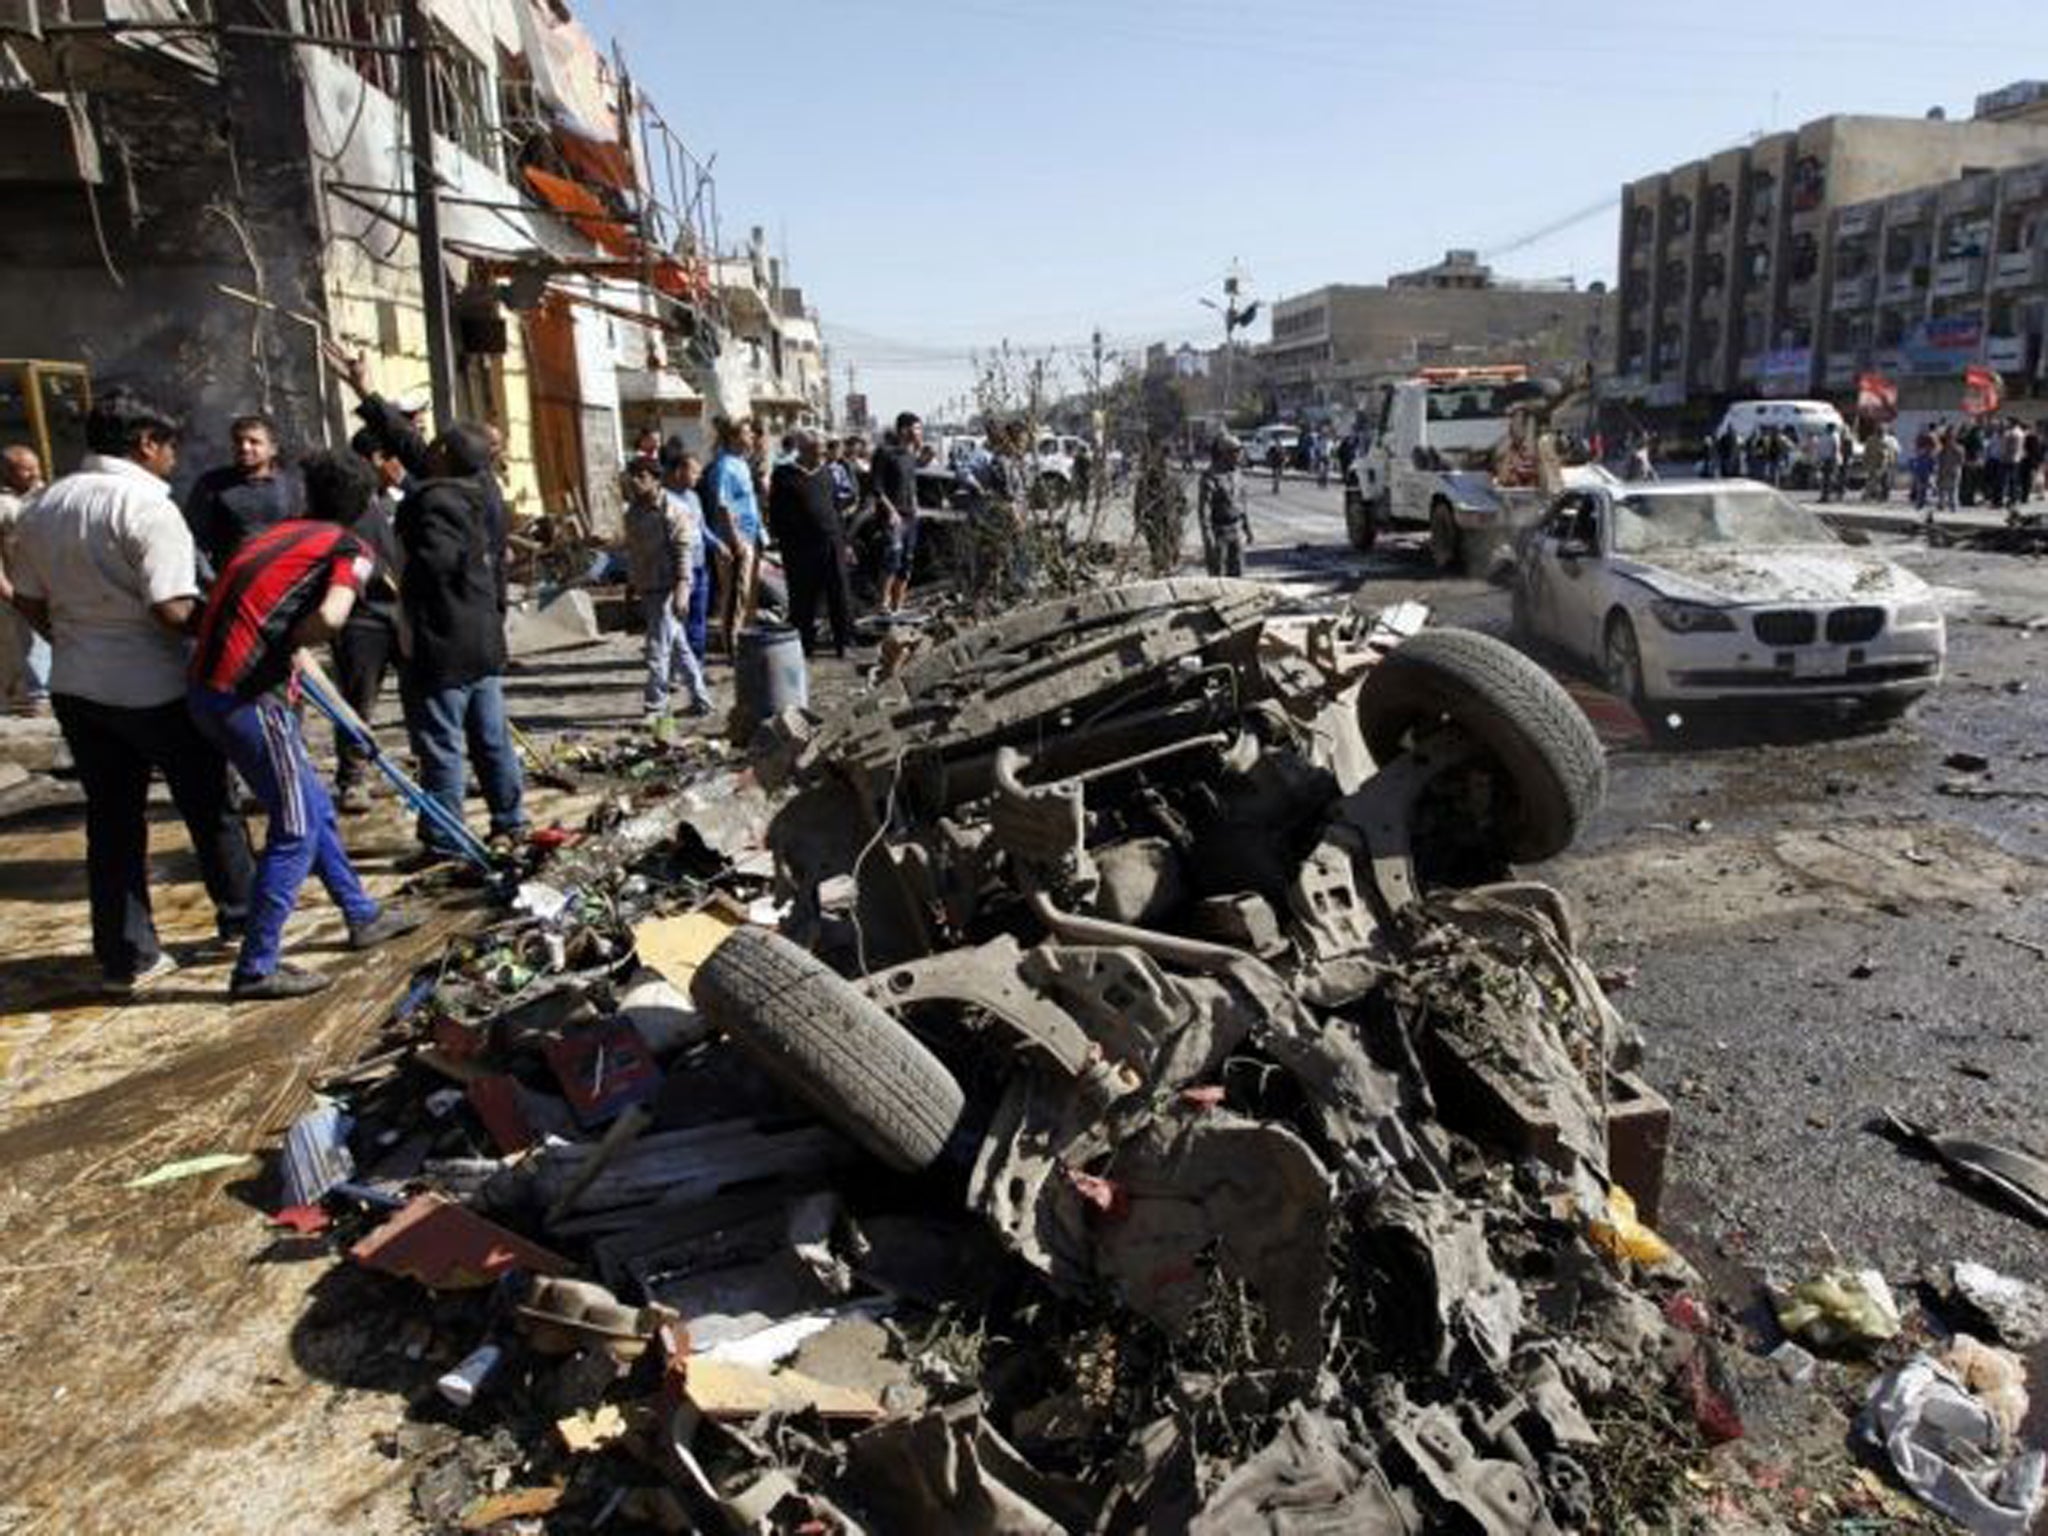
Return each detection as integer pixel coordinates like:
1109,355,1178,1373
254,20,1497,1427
1199,435,1254,577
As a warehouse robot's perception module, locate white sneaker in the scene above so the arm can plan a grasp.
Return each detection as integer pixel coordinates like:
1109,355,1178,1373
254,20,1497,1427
101,950,178,998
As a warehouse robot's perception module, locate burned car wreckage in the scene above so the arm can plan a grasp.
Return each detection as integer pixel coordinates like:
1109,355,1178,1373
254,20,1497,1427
306,578,1706,1533
676,579,1679,1529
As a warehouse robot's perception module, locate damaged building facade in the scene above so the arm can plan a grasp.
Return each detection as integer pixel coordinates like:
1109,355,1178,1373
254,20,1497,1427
0,0,832,534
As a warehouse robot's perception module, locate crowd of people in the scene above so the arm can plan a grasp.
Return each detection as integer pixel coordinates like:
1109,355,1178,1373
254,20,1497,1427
1697,415,2045,516
0,351,554,999
1902,416,2043,517
0,383,455,1000
616,408,932,715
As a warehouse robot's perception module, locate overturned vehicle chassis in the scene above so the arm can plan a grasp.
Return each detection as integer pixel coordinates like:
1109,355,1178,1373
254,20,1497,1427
678,579,1675,1527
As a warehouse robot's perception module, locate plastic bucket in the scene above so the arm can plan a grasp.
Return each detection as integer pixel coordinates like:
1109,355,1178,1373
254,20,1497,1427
734,623,808,737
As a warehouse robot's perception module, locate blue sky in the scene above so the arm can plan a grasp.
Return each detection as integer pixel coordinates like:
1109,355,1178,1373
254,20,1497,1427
574,0,2039,417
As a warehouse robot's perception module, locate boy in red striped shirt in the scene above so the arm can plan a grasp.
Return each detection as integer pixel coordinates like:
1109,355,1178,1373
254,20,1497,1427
187,451,418,999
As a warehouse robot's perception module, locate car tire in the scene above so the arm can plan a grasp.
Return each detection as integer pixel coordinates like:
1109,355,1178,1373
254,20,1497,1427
1344,488,1380,552
1603,611,1652,713
1358,627,1606,864
690,926,965,1171
1428,498,1461,571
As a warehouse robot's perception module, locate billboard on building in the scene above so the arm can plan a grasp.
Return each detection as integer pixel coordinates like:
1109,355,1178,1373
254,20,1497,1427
1903,318,1982,376
1758,348,1813,397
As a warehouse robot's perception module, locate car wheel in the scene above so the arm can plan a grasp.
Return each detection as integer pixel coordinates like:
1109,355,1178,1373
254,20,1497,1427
1344,488,1380,552
1428,498,1460,571
691,926,965,1171
1603,612,1649,710
1357,627,1606,864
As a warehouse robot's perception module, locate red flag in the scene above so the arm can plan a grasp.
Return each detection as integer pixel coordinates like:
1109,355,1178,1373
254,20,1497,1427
1963,364,2004,418
1855,372,1898,422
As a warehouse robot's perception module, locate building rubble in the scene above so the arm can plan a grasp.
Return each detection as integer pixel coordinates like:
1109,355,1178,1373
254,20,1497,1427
281,578,1834,1532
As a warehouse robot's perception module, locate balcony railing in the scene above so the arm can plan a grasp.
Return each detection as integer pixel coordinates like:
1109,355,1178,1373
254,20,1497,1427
1932,257,1985,296
1831,272,1875,309
1889,190,1936,224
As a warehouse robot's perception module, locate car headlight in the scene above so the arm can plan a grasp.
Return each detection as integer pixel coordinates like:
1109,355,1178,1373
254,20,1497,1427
1649,599,1737,634
1894,602,1943,629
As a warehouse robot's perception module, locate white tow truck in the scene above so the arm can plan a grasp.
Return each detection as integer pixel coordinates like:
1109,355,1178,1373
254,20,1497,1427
1342,365,1612,570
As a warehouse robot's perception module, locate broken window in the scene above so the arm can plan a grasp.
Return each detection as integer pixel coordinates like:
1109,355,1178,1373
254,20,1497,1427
1941,216,1990,261
303,0,402,95
1667,195,1693,237
1707,182,1734,230
1792,155,1826,213
428,24,498,173
1750,171,1777,225
1744,243,1771,283
1790,233,1819,283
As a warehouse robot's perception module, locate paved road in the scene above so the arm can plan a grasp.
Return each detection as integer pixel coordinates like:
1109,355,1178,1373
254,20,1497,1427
1247,478,2048,1290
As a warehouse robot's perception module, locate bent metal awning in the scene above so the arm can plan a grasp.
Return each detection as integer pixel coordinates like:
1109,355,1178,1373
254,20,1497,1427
521,167,637,258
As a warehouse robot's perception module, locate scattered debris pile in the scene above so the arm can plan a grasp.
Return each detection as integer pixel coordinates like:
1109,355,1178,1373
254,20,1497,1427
282,579,1953,1532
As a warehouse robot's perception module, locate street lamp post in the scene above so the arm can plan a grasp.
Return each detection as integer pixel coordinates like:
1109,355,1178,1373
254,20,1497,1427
1200,264,1259,432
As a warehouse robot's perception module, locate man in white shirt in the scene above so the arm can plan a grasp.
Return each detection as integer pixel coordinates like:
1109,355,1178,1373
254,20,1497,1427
9,388,255,994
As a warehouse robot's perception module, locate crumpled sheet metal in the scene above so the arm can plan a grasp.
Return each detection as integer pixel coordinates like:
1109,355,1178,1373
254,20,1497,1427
1370,1187,1525,1374
844,1403,1096,1535
1397,886,1620,1175
1190,1404,1415,1534
1861,1353,2048,1536
1882,1111,2048,1227
1018,943,1252,1088
1090,1110,1335,1369
1383,1391,1559,1536
967,1075,1109,1285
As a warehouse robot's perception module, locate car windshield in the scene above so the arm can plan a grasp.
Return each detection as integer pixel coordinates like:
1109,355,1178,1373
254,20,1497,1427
1424,386,1512,422
1610,487,1836,553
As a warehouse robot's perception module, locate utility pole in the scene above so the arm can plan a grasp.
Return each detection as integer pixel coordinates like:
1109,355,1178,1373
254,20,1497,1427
401,0,456,426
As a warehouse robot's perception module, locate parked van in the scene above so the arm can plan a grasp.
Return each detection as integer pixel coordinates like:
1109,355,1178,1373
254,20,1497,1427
1711,399,1847,448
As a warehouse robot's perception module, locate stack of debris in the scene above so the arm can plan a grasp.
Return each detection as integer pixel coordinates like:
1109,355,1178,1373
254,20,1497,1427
281,580,1816,1531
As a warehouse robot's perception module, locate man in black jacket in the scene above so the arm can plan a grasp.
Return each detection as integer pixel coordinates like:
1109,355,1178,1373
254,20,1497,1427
184,413,304,579
396,424,524,864
768,430,852,657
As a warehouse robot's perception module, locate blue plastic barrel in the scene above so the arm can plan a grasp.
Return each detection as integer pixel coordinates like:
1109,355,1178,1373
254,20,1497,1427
734,623,808,736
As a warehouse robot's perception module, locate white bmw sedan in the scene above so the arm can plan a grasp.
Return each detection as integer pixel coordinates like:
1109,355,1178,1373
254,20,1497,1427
1511,480,1945,717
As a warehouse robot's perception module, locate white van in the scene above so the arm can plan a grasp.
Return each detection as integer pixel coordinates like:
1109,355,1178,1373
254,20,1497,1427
1711,399,1847,447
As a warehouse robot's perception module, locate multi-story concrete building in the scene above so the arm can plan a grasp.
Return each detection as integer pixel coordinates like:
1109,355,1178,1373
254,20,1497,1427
1818,156,2048,407
1260,254,1607,423
1613,104,2048,415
